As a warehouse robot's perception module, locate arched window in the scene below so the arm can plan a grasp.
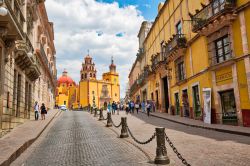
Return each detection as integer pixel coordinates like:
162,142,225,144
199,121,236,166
85,73,87,78
93,74,95,78
90,73,92,77
81,74,84,80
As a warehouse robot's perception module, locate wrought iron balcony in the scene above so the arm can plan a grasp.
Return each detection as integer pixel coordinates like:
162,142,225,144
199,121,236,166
39,43,49,66
191,0,236,33
26,54,41,81
151,53,165,71
130,81,139,96
4,0,26,39
165,34,187,62
136,48,144,60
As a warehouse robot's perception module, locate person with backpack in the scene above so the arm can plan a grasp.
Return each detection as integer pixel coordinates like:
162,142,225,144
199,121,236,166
34,101,39,120
40,103,47,120
135,102,140,114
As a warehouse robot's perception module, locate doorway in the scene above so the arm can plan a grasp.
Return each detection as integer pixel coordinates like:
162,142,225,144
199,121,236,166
220,90,237,125
163,77,169,113
155,90,159,110
182,89,190,117
174,93,180,115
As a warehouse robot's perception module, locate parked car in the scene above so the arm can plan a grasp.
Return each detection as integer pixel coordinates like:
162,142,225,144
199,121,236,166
60,105,67,111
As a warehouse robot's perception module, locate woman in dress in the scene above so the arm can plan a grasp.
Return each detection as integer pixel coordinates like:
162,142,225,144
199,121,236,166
40,103,47,120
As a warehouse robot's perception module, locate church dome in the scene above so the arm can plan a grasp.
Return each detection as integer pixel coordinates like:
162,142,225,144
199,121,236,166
57,70,75,86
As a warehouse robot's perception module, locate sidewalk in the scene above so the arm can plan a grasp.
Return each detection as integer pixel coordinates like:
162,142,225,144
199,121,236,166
148,111,250,137
0,109,61,166
96,111,250,166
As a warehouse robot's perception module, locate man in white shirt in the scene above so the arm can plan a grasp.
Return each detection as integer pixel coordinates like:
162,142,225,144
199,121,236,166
34,101,39,120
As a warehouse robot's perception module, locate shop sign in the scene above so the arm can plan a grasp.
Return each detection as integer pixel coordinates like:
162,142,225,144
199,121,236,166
216,71,232,83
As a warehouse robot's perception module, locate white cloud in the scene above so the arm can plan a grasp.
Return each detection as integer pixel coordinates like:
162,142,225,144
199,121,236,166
46,0,144,98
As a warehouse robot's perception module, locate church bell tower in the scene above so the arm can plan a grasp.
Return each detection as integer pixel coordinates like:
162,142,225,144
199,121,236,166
80,54,97,81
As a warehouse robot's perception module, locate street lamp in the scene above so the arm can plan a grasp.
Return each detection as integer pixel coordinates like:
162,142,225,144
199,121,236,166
0,7,8,16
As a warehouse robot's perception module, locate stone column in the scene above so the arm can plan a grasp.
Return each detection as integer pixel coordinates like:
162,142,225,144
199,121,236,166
239,12,250,102
0,47,4,135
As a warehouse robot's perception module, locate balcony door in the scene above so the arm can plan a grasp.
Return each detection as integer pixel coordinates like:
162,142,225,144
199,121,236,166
163,77,169,113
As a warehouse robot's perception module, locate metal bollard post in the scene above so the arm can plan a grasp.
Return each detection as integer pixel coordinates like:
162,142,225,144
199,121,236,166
99,109,104,121
154,127,170,165
94,108,98,117
120,117,129,138
106,112,112,127
91,107,93,114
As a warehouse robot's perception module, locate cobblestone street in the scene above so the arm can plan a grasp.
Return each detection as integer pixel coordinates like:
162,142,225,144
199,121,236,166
12,111,150,166
11,110,250,166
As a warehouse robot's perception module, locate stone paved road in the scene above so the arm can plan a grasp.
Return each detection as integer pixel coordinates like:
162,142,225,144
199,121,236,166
110,111,250,166
12,111,151,166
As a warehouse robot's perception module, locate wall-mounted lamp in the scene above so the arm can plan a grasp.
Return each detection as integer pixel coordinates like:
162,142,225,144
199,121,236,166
0,7,8,16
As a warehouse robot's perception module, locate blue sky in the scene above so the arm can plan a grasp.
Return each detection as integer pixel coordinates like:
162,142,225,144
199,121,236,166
97,0,163,20
46,0,163,98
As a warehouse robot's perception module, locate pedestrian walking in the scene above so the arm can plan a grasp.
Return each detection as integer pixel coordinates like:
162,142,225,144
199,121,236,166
112,101,116,115
104,101,107,110
146,101,151,117
34,101,39,120
126,103,129,115
130,101,135,113
40,103,47,120
135,102,140,114
117,102,120,115
107,102,112,113
141,101,145,113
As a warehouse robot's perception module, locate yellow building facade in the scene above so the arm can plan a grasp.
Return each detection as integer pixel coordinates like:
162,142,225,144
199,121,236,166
56,70,78,109
79,55,120,108
129,0,250,127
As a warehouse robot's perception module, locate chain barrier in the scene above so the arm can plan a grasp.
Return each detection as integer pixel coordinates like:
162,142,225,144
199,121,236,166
165,133,191,166
111,118,122,128
127,126,156,145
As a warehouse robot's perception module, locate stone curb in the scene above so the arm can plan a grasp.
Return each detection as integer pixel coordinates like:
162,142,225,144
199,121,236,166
0,110,62,166
139,111,250,137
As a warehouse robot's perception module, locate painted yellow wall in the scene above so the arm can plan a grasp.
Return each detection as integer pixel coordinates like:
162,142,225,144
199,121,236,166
237,60,250,109
79,81,88,107
79,72,120,108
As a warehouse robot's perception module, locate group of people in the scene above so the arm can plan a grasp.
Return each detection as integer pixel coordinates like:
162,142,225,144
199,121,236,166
125,100,153,117
34,101,47,120
106,101,123,115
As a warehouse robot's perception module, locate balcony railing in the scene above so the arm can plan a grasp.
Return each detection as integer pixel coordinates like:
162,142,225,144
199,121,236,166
5,0,26,39
136,48,144,60
40,44,49,66
191,0,236,32
151,53,165,71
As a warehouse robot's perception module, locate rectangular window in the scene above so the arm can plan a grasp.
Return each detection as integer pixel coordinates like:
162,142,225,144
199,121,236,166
215,35,231,63
192,85,201,117
16,74,21,117
177,61,185,81
174,93,180,115
220,90,236,116
12,70,17,116
176,21,182,35
220,90,238,125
